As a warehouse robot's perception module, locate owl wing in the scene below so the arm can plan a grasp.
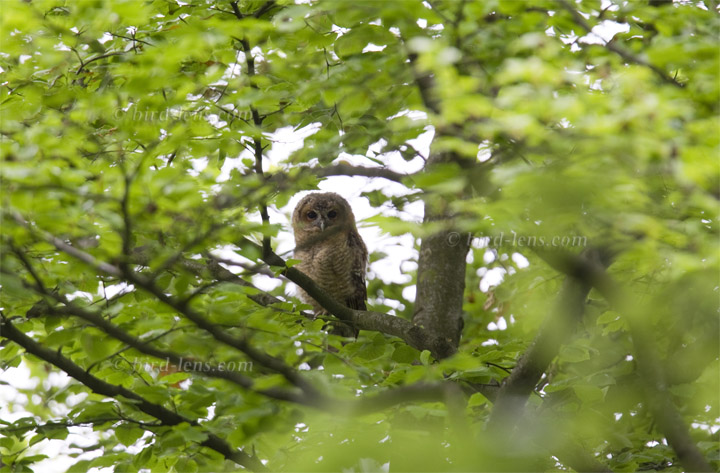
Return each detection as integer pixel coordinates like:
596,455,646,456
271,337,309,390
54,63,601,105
345,230,368,311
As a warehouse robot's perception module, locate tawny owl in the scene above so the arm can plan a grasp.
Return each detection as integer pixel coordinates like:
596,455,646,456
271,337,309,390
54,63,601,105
291,193,368,325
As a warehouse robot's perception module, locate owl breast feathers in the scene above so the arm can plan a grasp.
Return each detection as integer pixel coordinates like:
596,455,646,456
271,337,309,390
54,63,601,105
291,192,368,314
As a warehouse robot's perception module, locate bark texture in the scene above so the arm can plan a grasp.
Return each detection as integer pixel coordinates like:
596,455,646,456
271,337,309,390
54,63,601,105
413,229,469,350
412,153,471,351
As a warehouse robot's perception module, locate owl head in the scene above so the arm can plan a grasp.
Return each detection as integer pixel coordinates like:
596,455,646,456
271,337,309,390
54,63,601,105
292,192,356,244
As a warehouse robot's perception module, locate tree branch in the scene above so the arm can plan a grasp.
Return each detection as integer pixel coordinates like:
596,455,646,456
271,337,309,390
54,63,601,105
8,213,458,413
412,218,469,349
125,269,322,394
7,214,319,398
405,41,473,350
0,316,266,471
234,22,272,260
557,0,684,88
266,164,410,191
536,249,712,473
6,251,498,418
8,211,123,278
314,163,408,182
76,51,125,74
348,382,449,415
487,248,610,430
252,240,457,359
252,0,277,19
533,422,614,473
130,246,283,308
0,418,161,434
407,52,441,114
13,274,314,406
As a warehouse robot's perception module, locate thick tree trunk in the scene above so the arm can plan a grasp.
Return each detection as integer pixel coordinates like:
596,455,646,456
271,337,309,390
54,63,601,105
413,153,470,352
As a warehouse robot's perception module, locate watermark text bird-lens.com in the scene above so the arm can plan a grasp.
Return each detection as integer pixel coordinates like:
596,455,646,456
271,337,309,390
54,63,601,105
113,108,251,122
446,232,587,248
114,357,253,373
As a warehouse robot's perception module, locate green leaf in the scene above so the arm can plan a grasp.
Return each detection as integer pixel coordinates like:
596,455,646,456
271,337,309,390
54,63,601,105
391,345,420,364
115,423,145,447
572,385,605,403
175,423,209,444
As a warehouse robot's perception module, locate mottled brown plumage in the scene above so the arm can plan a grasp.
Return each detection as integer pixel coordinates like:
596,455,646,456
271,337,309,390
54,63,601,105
291,193,368,328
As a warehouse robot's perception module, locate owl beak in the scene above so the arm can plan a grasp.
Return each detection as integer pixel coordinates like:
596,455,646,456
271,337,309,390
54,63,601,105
313,218,327,232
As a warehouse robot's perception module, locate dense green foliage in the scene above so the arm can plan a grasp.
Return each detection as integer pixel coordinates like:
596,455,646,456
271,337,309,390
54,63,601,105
0,0,717,472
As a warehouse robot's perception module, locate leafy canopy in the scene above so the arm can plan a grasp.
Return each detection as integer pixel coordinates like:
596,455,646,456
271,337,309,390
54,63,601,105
0,0,717,472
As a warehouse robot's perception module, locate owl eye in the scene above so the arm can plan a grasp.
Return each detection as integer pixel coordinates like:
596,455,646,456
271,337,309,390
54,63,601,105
328,210,337,219
306,210,318,219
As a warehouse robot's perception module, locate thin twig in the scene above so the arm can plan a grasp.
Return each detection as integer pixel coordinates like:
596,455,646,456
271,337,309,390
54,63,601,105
557,0,683,88
0,315,266,471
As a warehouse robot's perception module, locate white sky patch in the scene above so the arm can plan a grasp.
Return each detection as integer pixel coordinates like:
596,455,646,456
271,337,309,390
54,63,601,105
54,42,72,52
253,273,284,292
370,234,418,286
217,154,252,182
99,32,114,44
331,24,349,35
579,20,629,45
188,157,208,176
389,108,428,121
32,432,106,473
477,142,492,162
266,123,322,170
480,267,505,292
406,125,432,154
471,236,489,249
586,76,603,90
691,421,720,434
466,251,474,264
363,43,387,53
66,290,95,302
367,138,386,157
483,250,496,264
205,404,216,421
45,371,71,390
488,317,508,331
98,282,134,299
600,0,620,11
222,60,242,81
512,253,529,268
0,362,38,392
401,284,416,302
